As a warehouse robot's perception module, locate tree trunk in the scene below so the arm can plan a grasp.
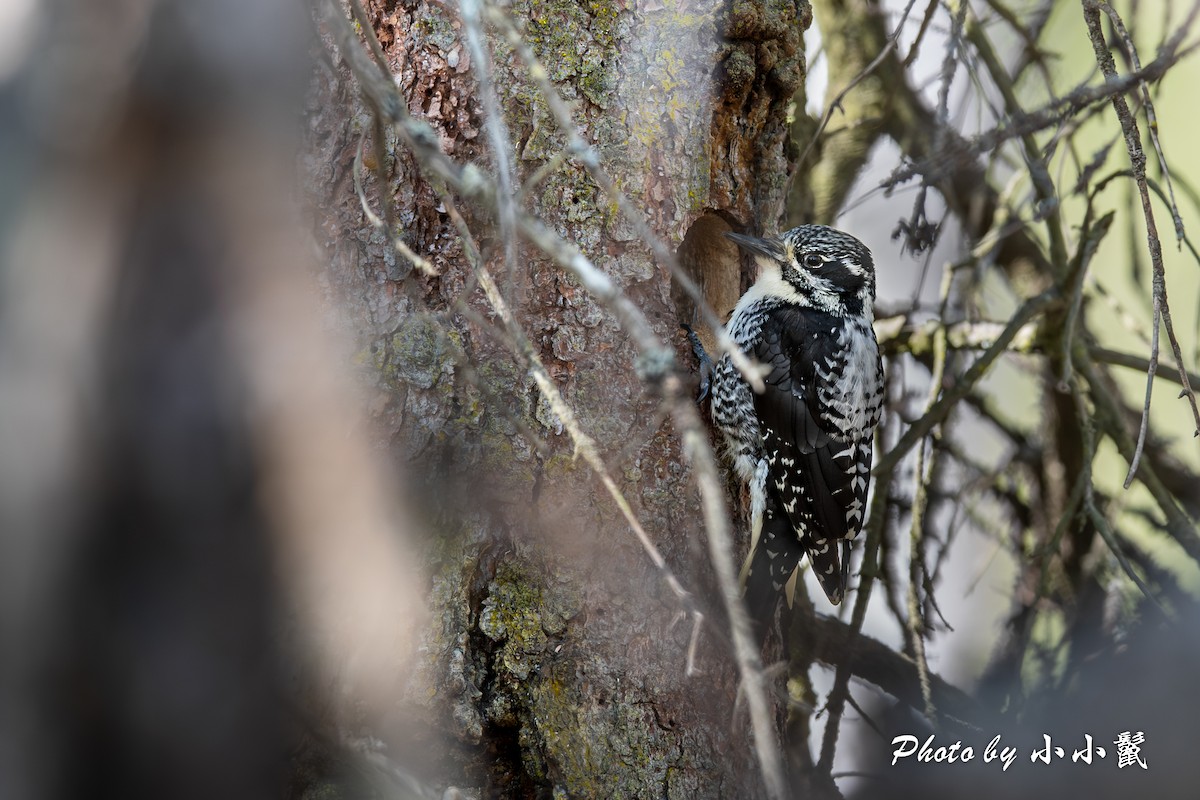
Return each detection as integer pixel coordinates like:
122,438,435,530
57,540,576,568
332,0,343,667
306,0,810,795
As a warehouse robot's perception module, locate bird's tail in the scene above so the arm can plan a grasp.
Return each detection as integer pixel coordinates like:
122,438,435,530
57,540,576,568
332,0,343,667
803,531,847,606
742,498,806,639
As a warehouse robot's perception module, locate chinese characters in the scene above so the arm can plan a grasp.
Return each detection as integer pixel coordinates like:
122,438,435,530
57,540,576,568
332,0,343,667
889,732,1148,771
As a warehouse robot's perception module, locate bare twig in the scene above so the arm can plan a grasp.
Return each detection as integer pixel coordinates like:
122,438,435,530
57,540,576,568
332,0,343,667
883,37,1200,190
1081,0,1200,487
796,0,924,169
903,268,955,723
1075,353,1199,557
483,6,766,393
875,289,1059,477
444,198,696,614
1089,0,1188,243
965,7,1069,273
347,0,391,80
1067,373,1168,615
934,1,968,128
458,0,518,299
818,452,892,772
1059,209,1114,388
982,0,1057,90
875,315,1041,357
905,432,936,722
903,0,940,68
1090,346,1200,390
352,135,437,276
797,610,982,726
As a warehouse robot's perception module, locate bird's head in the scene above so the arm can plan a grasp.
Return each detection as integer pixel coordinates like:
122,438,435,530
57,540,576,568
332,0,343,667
725,224,876,316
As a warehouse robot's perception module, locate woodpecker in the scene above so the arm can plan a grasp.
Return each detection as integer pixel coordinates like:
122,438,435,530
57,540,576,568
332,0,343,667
709,225,884,621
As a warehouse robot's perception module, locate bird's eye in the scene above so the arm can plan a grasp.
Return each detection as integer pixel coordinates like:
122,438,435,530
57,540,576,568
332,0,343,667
802,253,823,269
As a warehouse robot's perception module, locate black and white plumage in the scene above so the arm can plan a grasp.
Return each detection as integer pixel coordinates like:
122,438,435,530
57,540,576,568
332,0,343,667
710,225,884,618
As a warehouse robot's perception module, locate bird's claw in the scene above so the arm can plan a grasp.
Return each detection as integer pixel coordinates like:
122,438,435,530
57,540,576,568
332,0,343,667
681,323,714,403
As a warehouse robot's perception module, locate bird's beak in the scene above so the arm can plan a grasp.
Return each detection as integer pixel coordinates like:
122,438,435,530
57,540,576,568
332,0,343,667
724,232,786,262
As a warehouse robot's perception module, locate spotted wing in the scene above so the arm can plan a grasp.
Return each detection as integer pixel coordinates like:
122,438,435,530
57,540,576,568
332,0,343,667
751,308,865,604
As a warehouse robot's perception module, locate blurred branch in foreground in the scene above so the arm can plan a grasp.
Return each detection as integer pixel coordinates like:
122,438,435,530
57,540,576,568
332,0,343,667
0,2,425,799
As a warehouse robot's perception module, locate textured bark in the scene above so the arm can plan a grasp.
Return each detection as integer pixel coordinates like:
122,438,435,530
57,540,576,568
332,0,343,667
305,0,809,795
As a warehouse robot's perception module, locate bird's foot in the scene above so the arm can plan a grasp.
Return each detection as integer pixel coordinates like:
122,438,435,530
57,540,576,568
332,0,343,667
681,323,714,402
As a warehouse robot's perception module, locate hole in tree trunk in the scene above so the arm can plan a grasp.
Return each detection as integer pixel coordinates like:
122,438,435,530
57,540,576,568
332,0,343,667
673,212,747,355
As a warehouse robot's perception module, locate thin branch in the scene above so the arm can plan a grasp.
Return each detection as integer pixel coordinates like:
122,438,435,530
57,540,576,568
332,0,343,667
1081,0,1200,487
1075,352,1199,557
798,612,982,726
1059,209,1114,388
1031,461,1088,612
902,0,940,68
981,0,1057,91
458,0,518,298
905,438,936,721
935,1,968,128
1090,346,1200,390
444,198,696,615
347,0,392,81
796,0,924,169
965,5,1069,274
818,423,896,772
483,6,766,393
903,267,955,723
843,690,887,743
883,36,1200,190
1085,501,1167,616
1067,372,1168,616
1090,0,1187,243
352,135,437,276
875,315,1042,358
875,289,1059,477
